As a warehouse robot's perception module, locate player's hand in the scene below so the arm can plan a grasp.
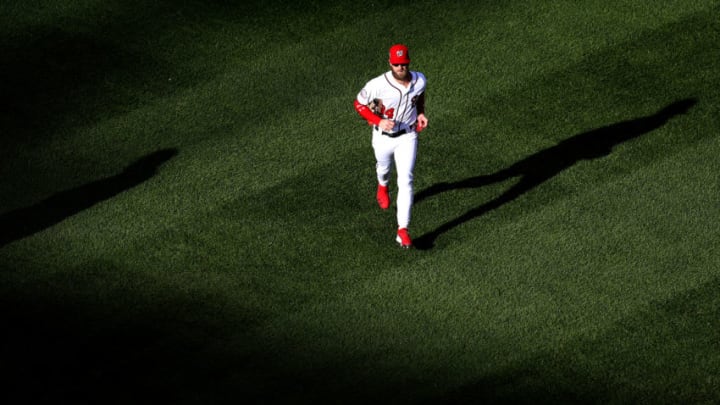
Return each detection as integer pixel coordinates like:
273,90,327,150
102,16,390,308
416,114,428,133
378,119,395,132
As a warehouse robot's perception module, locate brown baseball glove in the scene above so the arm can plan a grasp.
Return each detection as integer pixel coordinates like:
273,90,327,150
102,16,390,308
367,98,384,116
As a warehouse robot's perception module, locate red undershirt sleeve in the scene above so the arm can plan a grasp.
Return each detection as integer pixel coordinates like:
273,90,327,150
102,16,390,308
353,99,381,126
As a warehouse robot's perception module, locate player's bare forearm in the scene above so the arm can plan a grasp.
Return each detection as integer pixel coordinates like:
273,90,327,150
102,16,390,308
416,92,426,115
415,92,427,132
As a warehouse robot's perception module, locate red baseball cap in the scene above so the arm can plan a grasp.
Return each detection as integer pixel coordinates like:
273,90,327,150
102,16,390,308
389,44,410,64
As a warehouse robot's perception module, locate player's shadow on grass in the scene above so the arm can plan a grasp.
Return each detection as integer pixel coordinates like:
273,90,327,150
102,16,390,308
413,98,697,250
0,148,178,248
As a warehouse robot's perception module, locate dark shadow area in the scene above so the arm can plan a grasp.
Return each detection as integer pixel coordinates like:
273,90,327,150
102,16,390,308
0,29,172,145
5,278,715,405
1,32,116,136
413,98,697,250
1,276,262,405
0,282,430,405
0,148,178,248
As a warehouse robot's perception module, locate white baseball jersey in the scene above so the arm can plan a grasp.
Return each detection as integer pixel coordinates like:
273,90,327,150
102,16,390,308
356,71,426,132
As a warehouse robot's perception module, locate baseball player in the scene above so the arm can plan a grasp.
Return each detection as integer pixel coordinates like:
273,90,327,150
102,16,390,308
353,44,428,248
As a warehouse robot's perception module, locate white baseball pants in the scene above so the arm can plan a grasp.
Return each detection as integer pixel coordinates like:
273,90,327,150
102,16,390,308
372,130,418,229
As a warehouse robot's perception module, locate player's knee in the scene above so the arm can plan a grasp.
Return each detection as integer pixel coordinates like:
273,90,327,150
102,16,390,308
397,174,414,190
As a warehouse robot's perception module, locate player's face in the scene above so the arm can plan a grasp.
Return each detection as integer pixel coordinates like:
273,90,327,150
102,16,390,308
390,63,410,81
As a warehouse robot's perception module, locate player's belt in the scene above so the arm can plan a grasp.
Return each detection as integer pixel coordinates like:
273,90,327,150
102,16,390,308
374,124,413,138
382,128,407,137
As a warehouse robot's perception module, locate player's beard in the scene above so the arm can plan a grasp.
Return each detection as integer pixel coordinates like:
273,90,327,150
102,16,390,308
392,69,410,82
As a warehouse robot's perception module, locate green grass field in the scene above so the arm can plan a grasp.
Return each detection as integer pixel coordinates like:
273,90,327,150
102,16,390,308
2,0,719,403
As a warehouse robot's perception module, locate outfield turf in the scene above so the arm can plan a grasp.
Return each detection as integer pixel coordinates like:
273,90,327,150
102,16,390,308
1,0,719,403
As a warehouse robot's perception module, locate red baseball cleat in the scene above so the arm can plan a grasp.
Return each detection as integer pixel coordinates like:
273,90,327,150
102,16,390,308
396,228,412,248
376,184,390,210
